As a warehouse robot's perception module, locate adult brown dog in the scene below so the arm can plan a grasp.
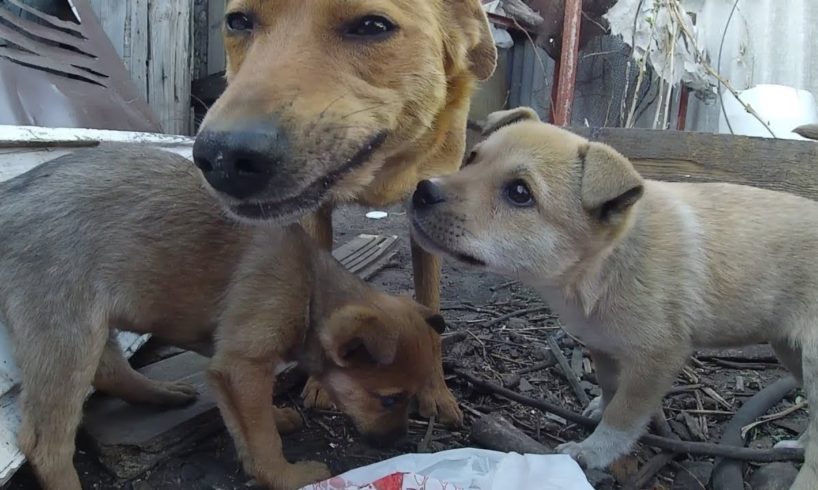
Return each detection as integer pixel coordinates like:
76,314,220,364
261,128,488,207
191,0,498,423
409,107,818,490
0,146,447,490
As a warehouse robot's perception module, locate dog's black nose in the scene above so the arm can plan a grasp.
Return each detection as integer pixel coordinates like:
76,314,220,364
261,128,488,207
412,179,446,209
192,120,291,200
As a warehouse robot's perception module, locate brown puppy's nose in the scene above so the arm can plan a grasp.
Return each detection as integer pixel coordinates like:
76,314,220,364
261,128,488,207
412,179,446,209
192,120,291,200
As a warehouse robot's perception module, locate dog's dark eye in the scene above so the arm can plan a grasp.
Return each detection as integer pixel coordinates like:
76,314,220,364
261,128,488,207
225,12,253,32
345,15,397,40
379,393,405,409
504,180,534,207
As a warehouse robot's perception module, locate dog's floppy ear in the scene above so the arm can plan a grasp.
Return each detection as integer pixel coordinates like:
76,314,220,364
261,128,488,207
579,142,644,223
443,0,498,80
482,107,541,136
414,303,447,335
320,305,398,367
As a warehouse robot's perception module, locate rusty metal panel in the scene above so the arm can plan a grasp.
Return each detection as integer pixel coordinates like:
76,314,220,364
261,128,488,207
0,0,160,132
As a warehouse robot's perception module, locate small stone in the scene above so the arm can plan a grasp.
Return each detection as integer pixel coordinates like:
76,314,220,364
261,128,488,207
672,461,713,490
501,374,520,388
518,378,535,392
506,317,527,329
748,462,799,490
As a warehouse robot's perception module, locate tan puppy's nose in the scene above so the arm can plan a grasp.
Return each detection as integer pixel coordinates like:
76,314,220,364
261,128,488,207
412,179,447,209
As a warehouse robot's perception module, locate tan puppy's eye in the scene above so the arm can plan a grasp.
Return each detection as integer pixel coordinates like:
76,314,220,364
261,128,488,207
504,179,534,207
225,12,254,33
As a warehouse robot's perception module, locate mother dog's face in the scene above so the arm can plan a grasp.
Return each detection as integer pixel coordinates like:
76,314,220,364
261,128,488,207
193,0,495,223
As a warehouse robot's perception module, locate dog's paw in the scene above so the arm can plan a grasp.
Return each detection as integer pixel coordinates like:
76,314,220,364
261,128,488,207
417,384,463,426
273,406,304,434
152,380,199,407
557,440,617,470
582,396,605,421
277,460,331,489
301,376,336,410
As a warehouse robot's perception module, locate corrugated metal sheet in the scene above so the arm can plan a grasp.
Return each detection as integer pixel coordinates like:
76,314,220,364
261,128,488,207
688,0,818,132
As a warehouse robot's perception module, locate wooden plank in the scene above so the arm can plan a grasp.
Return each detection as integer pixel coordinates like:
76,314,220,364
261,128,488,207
568,128,818,201
332,234,400,281
147,0,192,135
206,0,226,76
126,0,150,101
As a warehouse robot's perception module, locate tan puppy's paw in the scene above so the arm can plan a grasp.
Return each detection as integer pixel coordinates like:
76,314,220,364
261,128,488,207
275,460,331,490
582,396,605,421
273,406,304,434
417,383,463,426
151,380,199,406
556,424,636,470
301,376,336,410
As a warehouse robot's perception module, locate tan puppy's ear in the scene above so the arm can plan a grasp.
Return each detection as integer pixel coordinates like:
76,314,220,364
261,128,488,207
580,142,645,223
481,107,541,136
320,305,398,367
794,124,818,141
444,0,498,80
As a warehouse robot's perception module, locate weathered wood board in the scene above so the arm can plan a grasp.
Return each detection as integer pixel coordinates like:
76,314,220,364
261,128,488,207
568,128,818,201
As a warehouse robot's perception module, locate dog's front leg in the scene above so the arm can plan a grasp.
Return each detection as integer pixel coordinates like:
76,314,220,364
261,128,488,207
558,347,686,469
585,349,619,421
409,235,463,425
209,354,330,489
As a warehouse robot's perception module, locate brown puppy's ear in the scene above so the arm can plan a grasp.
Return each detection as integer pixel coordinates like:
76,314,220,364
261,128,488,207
414,303,447,335
319,305,398,367
444,0,498,80
794,124,818,141
580,142,645,223
482,107,541,137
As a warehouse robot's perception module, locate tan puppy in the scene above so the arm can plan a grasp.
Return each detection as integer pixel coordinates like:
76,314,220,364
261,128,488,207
408,107,818,490
191,0,498,423
0,146,447,490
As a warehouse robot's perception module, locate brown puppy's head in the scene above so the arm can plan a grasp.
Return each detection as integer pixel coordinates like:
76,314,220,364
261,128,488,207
315,295,445,447
192,0,496,223
409,107,644,284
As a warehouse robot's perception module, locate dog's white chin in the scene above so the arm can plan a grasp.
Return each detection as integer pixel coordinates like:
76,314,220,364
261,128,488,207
410,220,487,268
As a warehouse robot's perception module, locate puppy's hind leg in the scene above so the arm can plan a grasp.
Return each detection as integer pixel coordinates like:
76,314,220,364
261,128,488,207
771,340,807,450
789,336,818,490
93,330,198,407
15,315,108,490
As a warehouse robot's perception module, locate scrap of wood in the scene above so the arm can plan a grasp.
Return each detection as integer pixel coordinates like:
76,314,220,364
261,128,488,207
471,413,553,454
331,234,399,280
546,334,591,408
794,124,818,141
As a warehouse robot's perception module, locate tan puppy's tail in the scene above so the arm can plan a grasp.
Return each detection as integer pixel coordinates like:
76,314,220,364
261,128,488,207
791,345,818,490
794,124,818,141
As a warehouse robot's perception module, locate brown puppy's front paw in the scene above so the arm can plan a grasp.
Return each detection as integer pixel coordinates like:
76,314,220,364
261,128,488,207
301,376,336,410
151,380,199,407
417,383,463,426
276,460,331,490
273,406,304,434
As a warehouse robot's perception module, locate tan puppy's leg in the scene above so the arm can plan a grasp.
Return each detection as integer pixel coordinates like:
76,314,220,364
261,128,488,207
93,332,198,406
16,319,108,490
209,353,329,490
558,347,687,469
771,341,809,450
410,236,462,425
790,339,818,490
299,203,339,411
585,349,619,421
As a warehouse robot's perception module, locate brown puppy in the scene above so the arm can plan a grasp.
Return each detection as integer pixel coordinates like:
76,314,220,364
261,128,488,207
0,146,446,490
408,107,818,490
191,0,498,423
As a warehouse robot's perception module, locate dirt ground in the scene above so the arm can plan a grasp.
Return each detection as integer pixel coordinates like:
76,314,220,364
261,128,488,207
7,204,807,490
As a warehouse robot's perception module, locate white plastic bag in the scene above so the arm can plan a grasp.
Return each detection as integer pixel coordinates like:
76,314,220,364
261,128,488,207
299,448,594,490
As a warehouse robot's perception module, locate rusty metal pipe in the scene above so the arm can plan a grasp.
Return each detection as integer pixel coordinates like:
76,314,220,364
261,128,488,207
552,0,582,126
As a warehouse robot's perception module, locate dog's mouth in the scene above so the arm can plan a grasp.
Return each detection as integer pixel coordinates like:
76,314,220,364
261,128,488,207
410,217,486,267
229,132,388,222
